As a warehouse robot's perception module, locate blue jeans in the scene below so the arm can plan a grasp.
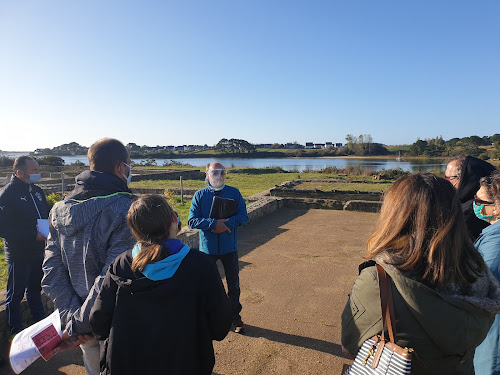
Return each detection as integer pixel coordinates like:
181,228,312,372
6,261,45,335
209,251,242,321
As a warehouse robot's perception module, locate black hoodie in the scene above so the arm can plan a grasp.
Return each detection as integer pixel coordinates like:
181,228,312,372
457,156,496,241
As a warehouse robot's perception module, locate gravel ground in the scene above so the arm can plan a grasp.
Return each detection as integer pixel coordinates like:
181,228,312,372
0,207,377,375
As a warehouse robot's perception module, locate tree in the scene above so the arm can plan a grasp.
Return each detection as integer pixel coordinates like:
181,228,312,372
36,156,65,166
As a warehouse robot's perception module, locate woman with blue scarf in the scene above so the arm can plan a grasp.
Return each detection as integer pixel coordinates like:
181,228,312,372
473,171,500,374
90,194,232,375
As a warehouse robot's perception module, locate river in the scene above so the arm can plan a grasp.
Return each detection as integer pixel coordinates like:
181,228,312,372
1,152,445,172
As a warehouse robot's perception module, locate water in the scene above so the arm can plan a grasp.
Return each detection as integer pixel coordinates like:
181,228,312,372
1,151,446,172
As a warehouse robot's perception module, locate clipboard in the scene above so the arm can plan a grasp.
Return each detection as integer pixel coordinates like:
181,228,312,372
209,196,238,219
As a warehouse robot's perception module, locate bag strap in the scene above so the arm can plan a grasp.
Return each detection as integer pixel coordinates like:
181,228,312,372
376,264,396,343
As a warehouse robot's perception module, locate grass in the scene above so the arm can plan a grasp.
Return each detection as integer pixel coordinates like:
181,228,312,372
294,181,391,192
0,239,7,289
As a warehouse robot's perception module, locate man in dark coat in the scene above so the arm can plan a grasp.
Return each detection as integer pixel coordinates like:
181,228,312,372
0,156,48,336
445,156,497,240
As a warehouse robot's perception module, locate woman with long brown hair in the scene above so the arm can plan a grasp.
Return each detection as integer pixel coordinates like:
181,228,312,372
341,173,500,374
90,194,232,375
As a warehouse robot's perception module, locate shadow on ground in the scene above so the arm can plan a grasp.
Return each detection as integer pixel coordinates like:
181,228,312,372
244,324,343,357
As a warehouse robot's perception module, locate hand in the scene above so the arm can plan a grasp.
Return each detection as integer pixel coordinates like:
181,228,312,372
342,345,354,360
35,232,47,241
212,219,231,234
51,331,94,355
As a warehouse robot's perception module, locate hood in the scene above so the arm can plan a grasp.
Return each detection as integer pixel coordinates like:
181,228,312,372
51,193,129,236
65,170,131,201
377,258,500,356
457,156,496,203
131,242,190,281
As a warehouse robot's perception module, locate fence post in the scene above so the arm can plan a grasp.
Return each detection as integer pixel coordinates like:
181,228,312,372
180,176,184,205
61,172,65,195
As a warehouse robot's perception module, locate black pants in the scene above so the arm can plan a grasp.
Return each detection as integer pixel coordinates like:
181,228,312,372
209,251,242,321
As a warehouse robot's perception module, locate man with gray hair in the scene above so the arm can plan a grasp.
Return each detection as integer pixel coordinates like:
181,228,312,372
189,162,248,334
445,155,496,240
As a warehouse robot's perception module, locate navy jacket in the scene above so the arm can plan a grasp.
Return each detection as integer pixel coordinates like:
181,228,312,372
0,175,49,263
188,185,248,255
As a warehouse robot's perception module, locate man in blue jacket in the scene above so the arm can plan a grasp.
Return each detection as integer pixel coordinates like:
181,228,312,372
189,162,248,333
0,156,48,337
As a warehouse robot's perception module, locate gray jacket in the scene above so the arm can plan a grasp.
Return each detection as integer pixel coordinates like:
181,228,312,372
42,192,135,338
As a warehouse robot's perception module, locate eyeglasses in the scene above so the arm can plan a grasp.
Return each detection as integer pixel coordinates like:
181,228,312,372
207,169,226,176
444,175,459,180
474,195,494,206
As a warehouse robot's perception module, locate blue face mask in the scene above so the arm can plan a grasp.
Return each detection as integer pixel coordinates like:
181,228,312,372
473,201,494,223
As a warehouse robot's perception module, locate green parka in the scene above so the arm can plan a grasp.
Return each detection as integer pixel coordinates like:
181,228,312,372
342,261,500,374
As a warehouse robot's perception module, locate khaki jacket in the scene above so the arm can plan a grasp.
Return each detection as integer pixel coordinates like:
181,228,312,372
342,261,500,374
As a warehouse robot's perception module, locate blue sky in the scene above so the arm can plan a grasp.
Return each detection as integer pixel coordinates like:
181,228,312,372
1,1,498,151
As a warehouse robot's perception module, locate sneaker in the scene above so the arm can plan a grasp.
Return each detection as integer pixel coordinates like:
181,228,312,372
233,319,245,334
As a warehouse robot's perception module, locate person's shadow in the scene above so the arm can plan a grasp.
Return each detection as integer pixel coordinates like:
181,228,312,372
242,324,343,357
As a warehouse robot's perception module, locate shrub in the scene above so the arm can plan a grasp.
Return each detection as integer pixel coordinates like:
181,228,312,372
46,193,63,210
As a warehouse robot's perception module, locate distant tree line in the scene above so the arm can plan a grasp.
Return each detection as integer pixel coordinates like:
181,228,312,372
408,134,500,159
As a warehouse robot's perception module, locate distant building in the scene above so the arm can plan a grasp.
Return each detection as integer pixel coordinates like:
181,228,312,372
305,142,314,149
335,143,343,148
314,143,325,149
325,142,333,149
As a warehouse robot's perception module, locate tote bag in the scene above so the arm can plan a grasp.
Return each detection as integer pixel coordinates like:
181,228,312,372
342,264,412,375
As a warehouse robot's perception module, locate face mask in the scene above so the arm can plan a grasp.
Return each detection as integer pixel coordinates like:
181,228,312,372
121,162,132,186
473,201,494,223
206,169,226,191
24,173,41,184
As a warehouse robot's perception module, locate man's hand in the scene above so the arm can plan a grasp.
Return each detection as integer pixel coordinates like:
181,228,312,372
35,232,47,241
212,219,231,234
51,331,94,355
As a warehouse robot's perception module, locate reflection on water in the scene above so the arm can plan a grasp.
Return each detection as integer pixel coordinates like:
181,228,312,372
1,152,445,173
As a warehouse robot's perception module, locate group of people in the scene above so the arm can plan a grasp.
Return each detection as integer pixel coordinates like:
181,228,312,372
0,138,247,375
342,156,500,374
1,140,499,374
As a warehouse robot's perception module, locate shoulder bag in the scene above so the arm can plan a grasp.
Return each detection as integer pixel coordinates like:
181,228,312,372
342,264,412,375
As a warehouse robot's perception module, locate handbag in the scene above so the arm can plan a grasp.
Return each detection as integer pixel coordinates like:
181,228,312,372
342,264,412,375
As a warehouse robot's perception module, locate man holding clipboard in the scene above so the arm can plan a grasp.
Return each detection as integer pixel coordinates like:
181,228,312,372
189,162,248,334
0,156,48,338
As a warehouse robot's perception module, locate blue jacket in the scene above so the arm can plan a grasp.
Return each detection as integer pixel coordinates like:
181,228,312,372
188,185,248,255
0,175,49,263
474,220,500,374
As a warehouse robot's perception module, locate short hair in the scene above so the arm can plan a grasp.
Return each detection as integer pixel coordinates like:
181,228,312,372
87,138,129,174
127,195,175,272
447,156,467,179
206,162,224,171
480,171,500,207
13,156,34,172
366,173,485,287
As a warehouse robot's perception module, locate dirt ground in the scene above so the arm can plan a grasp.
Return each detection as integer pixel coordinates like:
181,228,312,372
0,207,377,375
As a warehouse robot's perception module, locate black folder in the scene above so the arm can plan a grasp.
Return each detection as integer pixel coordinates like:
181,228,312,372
209,196,238,219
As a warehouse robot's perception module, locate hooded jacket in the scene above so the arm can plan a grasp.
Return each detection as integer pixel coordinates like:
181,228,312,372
0,175,49,263
42,170,135,338
342,260,500,374
474,221,500,373
89,244,232,375
457,156,496,241
188,185,248,255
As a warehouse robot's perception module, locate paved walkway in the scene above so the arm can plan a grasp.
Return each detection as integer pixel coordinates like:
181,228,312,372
0,208,377,375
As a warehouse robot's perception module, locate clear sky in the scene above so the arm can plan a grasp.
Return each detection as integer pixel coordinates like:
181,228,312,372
1,1,498,151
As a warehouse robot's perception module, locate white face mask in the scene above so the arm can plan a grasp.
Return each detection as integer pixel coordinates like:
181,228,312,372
121,162,132,186
206,169,226,191
24,172,41,184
